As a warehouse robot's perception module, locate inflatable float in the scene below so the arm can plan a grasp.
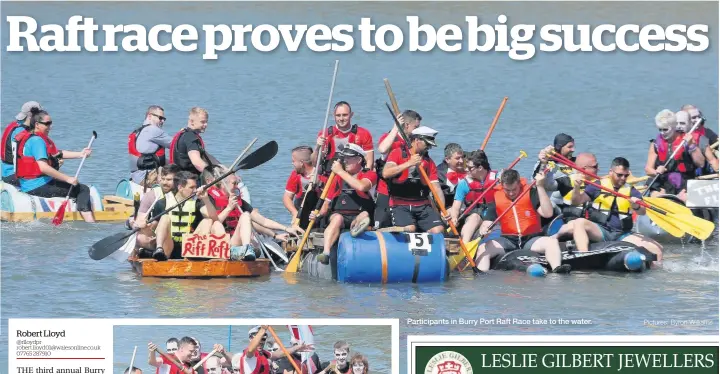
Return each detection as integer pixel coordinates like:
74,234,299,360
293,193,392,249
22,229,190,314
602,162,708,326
0,181,133,222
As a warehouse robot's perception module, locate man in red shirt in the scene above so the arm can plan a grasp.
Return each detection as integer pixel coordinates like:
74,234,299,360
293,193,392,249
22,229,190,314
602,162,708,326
148,337,197,374
239,326,313,374
283,145,325,228
374,110,421,229
311,144,377,265
382,127,450,234
312,101,374,177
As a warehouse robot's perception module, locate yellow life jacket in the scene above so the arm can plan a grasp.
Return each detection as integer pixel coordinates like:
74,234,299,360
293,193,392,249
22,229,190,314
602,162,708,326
561,177,586,205
548,160,573,176
589,178,634,231
165,192,198,243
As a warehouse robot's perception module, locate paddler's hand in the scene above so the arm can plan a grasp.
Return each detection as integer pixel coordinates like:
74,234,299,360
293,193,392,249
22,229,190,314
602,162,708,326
293,342,315,353
135,217,148,229
148,342,158,352
81,148,92,157
479,226,490,237
684,132,696,145
196,186,208,199
227,195,239,210
570,172,584,186
331,160,344,174
538,145,554,162
285,225,304,237
534,169,546,184
654,165,667,175
396,113,405,126
309,211,321,221
58,159,64,167
66,176,78,185
629,197,642,210
316,136,327,148
408,153,422,167
213,344,225,353
441,212,452,223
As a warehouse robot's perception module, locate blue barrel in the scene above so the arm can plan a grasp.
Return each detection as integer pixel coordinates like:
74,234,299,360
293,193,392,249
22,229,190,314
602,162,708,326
337,231,448,284
115,179,133,199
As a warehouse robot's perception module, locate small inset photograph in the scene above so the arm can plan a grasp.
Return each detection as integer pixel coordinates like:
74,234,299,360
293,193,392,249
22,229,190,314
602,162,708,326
114,324,391,374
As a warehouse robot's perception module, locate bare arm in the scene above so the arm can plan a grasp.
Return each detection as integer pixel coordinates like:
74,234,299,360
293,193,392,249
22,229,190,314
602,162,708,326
431,181,445,208
382,160,414,179
38,161,72,183
365,150,375,171
450,200,462,222
690,146,706,168
250,210,289,232
377,128,399,155
188,150,208,174
283,191,298,217
334,168,371,192
535,185,554,218
570,183,590,206
645,143,658,175
199,195,219,221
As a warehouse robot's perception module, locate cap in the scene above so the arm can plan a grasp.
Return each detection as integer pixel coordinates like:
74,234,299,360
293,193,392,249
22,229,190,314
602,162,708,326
411,126,438,147
553,133,574,152
337,143,366,158
248,326,268,338
16,101,43,121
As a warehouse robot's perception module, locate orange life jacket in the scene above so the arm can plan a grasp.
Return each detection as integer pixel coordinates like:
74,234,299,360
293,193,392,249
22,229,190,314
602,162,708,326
492,178,542,237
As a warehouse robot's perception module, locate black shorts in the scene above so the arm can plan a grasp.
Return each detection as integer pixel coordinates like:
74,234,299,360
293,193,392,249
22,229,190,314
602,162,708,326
464,204,493,221
374,192,391,229
171,241,183,259
332,212,359,230
2,174,19,186
494,234,541,252
390,204,443,232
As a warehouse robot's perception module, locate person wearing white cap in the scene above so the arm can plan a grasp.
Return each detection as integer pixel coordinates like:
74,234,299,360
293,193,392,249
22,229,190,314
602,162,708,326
381,126,449,234
644,109,705,201
1,101,43,185
309,143,378,265
313,101,375,177
238,326,313,374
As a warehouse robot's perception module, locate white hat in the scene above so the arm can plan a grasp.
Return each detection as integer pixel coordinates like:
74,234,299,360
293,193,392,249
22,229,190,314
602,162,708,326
16,101,43,121
337,143,366,158
248,326,267,338
411,126,438,146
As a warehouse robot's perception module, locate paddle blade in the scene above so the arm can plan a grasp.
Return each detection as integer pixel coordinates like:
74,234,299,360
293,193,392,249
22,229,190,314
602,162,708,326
668,212,716,240
51,200,69,226
89,230,138,260
448,237,480,271
109,233,138,263
645,209,686,238
235,141,278,171
644,196,693,216
286,220,316,273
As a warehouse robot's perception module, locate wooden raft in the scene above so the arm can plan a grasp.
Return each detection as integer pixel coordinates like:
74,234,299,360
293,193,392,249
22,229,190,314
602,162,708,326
1,196,134,223
128,256,271,278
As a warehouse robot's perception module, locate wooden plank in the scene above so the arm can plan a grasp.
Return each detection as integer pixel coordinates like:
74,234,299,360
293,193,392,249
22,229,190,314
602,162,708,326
102,195,134,206
130,258,270,278
1,209,132,222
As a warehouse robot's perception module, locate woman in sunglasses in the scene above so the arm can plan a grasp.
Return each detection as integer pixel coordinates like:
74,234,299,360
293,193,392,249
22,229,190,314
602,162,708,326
14,109,96,222
644,109,705,201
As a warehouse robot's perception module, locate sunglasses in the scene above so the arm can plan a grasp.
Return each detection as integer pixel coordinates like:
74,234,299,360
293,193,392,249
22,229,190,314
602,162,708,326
151,113,167,121
38,120,52,126
269,347,279,352
614,172,630,178
584,164,599,170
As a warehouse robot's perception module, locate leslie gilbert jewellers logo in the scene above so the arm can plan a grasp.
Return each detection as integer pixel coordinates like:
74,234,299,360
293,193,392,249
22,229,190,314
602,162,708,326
424,351,474,374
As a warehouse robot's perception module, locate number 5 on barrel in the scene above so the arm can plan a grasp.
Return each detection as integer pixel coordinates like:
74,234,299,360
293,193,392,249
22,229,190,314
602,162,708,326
407,233,432,255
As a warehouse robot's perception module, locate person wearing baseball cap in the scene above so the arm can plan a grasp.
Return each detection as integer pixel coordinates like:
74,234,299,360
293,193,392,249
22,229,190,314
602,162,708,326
310,143,378,265
1,101,43,185
381,126,450,234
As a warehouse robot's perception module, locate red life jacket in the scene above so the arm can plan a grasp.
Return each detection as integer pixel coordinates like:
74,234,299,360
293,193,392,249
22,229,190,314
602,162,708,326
463,171,497,206
15,132,60,179
492,179,542,237
240,348,271,374
320,125,360,174
387,148,432,202
654,134,694,175
159,354,190,374
169,128,206,167
128,125,166,161
208,186,242,232
0,121,24,164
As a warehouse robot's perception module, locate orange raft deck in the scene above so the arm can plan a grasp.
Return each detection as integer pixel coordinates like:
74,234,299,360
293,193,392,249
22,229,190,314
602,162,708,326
128,256,271,278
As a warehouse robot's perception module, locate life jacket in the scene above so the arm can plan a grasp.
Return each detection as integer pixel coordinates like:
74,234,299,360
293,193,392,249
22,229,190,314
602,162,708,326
387,147,431,201
559,177,592,220
159,354,190,374
1,121,26,165
240,348,271,374
492,178,542,237
128,125,166,169
208,186,241,232
15,132,60,179
374,132,405,177
321,125,359,174
166,192,198,243
463,171,497,206
654,134,695,176
330,176,375,214
169,128,207,172
587,178,634,232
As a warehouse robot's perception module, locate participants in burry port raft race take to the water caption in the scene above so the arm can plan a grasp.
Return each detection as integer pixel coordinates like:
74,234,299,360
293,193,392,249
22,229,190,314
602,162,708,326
140,326,370,374
7,79,717,278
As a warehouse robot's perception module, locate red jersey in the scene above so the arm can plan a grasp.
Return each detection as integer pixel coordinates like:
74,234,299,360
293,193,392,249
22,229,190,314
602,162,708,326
285,170,324,199
318,125,374,160
239,348,271,374
385,148,438,207
376,132,407,195
326,170,378,200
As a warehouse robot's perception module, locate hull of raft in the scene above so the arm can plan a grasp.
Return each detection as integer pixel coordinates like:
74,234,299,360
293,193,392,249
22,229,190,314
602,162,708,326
128,256,271,278
0,181,133,222
299,231,450,284
494,241,656,272
115,178,253,204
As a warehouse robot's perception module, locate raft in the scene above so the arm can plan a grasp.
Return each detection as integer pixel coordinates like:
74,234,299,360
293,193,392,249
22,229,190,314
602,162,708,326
0,181,133,222
128,255,271,278
115,178,252,204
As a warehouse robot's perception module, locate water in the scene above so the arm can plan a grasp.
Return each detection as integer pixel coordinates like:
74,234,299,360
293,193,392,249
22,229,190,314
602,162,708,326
1,2,718,373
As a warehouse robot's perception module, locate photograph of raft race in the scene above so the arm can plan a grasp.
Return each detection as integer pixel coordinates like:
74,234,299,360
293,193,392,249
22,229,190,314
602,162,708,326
113,324,391,374
0,1,718,373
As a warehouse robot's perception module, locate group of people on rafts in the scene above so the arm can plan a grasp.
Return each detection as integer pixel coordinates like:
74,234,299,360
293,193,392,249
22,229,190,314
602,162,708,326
2,100,716,270
131,326,369,374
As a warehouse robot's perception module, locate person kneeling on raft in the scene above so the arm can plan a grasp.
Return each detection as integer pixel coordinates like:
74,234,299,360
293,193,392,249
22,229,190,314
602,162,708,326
568,157,664,264
151,171,225,261
15,109,96,222
474,169,571,274
381,126,450,234
310,144,377,265
205,169,304,261
450,150,497,243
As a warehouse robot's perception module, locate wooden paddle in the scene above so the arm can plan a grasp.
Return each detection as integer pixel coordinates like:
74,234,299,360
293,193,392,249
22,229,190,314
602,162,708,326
52,131,97,226
480,97,509,151
293,60,340,227
88,140,279,260
153,347,190,374
267,326,304,374
643,117,703,196
383,103,482,274
698,173,719,180
285,172,336,273
192,348,219,370
550,152,715,240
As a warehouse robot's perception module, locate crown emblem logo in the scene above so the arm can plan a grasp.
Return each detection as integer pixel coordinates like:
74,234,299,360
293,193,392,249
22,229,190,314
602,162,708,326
437,361,462,374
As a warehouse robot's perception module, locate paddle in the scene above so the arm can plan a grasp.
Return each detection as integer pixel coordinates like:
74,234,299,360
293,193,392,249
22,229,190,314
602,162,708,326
126,346,137,374
384,103,482,274
644,117,703,196
267,326,304,374
88,140,279,260
480,97,509,151
293,60,340,228
152,347,190,374
52,131,97,226
450,150,527,227
285,172,337,273
192,348,219,370
549,152,715,240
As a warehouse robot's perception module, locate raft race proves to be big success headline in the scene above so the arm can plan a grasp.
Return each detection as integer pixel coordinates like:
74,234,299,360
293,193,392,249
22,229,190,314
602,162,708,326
1,64,717,283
